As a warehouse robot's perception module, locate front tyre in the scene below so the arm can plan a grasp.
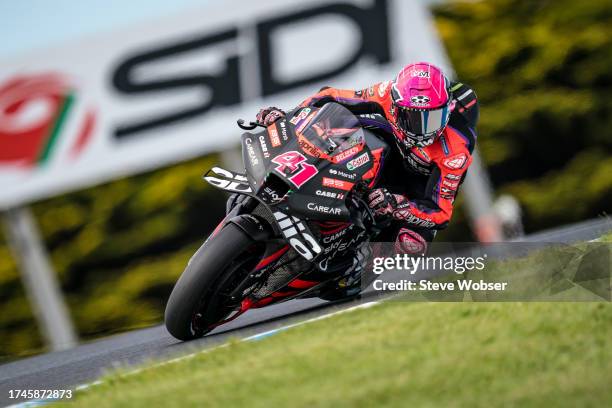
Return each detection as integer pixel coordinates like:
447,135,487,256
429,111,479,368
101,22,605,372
164,222,261,340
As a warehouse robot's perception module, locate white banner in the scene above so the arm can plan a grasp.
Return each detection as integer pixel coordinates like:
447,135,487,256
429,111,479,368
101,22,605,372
0,0,451,208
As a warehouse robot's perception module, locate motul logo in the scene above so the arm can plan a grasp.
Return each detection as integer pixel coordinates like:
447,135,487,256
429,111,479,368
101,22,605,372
443,153,467,170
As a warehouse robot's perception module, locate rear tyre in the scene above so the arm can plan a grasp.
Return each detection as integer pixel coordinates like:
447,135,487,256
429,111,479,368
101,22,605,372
164,222,261,340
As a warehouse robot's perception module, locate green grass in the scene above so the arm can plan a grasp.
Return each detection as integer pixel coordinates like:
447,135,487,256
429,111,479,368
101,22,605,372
57,302,612,408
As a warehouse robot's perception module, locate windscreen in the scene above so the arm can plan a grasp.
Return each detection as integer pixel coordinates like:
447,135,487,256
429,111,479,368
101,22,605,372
296,103,364,157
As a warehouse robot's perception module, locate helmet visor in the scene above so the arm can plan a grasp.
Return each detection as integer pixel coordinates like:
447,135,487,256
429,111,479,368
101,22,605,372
396,105,450,140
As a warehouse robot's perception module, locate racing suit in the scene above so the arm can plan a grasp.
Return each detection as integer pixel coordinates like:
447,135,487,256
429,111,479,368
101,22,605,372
299,80,479,252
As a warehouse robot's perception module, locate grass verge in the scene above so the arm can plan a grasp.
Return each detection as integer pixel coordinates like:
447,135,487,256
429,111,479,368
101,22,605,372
57,301,612,408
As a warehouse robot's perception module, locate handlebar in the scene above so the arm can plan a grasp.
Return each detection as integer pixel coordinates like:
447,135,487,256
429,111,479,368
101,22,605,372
237,119,265,130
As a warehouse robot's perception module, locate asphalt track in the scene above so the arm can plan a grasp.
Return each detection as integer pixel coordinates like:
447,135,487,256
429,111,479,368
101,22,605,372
1,217,610,406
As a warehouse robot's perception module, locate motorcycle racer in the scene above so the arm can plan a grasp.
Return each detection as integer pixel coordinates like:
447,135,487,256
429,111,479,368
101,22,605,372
256,62,479,255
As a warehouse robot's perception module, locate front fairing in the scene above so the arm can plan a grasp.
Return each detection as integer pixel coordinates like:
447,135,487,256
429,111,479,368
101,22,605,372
241,104,382,222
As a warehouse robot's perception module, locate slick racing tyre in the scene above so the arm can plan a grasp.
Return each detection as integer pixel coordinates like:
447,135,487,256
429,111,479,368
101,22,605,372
164,222,263,340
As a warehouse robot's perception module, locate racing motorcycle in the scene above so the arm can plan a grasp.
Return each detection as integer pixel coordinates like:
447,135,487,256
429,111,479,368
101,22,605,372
164,102,391,340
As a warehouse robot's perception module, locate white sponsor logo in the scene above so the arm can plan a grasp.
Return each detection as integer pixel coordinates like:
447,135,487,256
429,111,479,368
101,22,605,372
263,186,282,202
259,135,270,158
273,211,321,260
411,70,430,78
307,202,341,215
316,190,344,199
443,153,467,170
204,167,251,193
279,121,289,141
329,168,356,180
245,137,258,166
378,81,390,97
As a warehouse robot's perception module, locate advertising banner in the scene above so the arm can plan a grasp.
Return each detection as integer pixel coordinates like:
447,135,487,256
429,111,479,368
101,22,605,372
0,0,451,208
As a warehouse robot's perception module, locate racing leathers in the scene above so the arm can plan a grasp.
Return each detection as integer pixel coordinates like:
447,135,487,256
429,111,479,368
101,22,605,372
299,80,479,253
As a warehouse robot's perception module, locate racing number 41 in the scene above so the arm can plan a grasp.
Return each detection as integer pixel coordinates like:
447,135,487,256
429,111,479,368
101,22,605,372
271,151,317,188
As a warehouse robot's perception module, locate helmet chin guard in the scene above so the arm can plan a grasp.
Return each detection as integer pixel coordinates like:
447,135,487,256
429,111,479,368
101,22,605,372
391,62,453,147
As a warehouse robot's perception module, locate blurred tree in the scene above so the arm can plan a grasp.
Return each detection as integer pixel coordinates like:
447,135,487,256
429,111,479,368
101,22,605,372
0,154,227,360
434,0,611,233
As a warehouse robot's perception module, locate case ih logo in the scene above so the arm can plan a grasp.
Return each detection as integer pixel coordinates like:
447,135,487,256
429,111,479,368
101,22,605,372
0,73,96,169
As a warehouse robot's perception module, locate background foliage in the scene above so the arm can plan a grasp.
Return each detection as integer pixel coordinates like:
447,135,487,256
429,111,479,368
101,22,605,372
1,0,610,359
435,0,611,237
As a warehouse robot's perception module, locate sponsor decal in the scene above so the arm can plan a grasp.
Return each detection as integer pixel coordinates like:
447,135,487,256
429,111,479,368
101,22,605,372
271,150,317,188
408,151,429,166
307,202,341,215
442,179,459,188
298,138,322,158
273,211,321,261
263,186,283,202
279,121,289,141
244,137,259,166
0,73,96,169
404,155,431,175
204,167,252,193
323,230,366,256
268,127,281,147
322,227,349,244
443,153,467,170
258,134,270,158
329,168,356,180
333,145,359,162
439,135,449,155
367,86,375,97
394,210,436,228
289,107,311,125
346,152,370,170
416,147,430,161
411,70,430,78
322,177,354,191
296,111,317,133
410,95,430,106
316,189,344,199
354,89,364,97
378,81,390,97
445,173,462,181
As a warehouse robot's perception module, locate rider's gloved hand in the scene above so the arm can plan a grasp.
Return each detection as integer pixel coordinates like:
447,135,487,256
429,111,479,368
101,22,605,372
226,193,248,215
367,188,397,218
256,106,285,126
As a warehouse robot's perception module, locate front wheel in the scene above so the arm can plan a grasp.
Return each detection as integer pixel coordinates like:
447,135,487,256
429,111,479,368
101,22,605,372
164,222,262,340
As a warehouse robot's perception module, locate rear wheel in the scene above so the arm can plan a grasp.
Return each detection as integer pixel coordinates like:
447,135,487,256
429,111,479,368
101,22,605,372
164,222,263,340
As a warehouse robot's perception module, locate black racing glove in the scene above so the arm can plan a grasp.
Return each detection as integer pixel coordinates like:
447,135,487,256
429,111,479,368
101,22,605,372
255,106,285,126
367,188,396,218
367,188,412,222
